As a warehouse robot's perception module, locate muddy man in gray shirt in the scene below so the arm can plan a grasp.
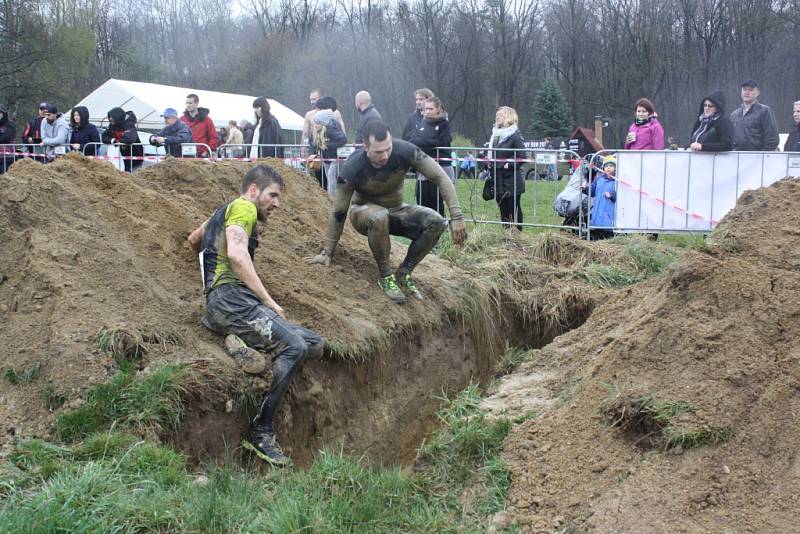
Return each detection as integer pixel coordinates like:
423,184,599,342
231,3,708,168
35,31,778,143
307,121,467,303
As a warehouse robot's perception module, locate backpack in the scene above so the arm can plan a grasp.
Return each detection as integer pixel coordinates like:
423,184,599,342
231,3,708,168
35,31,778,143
554,160,588,217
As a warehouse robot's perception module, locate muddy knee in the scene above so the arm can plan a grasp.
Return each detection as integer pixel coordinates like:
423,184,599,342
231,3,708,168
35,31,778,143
366,211,390,234
422,215,447,238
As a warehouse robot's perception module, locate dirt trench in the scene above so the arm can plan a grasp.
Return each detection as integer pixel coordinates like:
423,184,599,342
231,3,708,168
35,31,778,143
176,302,594,467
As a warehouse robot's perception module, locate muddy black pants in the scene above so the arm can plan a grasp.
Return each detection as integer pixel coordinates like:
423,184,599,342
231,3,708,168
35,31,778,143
202,283,323,429
350,202,447,278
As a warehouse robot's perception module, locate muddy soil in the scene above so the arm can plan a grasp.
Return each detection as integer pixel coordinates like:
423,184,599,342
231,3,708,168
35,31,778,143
0,154,595,466
492,178,800,532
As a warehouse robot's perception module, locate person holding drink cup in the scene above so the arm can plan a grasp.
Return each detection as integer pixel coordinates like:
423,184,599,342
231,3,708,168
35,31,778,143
623,98,665,150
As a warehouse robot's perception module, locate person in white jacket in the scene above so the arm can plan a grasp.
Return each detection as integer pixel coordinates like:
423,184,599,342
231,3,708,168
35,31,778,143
40,104,70,162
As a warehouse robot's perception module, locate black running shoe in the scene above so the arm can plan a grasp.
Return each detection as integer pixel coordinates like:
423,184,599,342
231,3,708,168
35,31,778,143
242,426,291,467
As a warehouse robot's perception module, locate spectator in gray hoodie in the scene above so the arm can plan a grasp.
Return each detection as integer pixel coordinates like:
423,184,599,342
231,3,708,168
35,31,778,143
40,104,70,161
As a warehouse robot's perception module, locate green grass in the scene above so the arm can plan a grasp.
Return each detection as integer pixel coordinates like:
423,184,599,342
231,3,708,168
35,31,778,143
494,345,535,375
53,363,190,442
403,177,565,228
0,382,519,533
3,363,42,385
602,392,734,452
41,382,66,411
572,237,679,288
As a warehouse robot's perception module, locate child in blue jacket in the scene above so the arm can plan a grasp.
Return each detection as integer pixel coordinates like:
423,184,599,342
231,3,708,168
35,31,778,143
590,156,617,239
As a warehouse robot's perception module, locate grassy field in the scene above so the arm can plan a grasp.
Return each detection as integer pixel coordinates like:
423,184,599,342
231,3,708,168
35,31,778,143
403,176,566,228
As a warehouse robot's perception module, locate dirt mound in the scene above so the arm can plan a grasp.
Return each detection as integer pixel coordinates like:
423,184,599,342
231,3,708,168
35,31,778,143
0,154,601,465
498,178,800,532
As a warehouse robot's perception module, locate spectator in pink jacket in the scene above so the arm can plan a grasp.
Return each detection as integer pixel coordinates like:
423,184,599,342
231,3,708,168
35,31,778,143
624,98,665,150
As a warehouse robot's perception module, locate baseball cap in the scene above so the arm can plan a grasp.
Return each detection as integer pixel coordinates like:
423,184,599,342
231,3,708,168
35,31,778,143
161,107,178,118
38,102,49,110
741,79,759,88
45,104,58,114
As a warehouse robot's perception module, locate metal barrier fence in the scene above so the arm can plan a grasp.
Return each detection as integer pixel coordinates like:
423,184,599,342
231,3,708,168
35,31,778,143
587,149,800,237
0,143,79,173
80,142,213,172
12,139,798,239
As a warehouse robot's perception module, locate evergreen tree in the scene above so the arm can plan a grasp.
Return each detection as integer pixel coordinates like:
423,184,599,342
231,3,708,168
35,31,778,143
528,80,571,139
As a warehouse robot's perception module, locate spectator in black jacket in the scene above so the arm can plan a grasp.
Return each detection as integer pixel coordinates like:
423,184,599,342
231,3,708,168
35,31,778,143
0,105,17,173
149,107,192,157
239,119,255,145
486,106,526,230
250,97,284,159
689,90,734,152
354,91,382,144
410,96,453,216
69,106,100,156
730,80,779,151
785,101,800,153
402,88,433,141
21,102,47,145
102,107,143,172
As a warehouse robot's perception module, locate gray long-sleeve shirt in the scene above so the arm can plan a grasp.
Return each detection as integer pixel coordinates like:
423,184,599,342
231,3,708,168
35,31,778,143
41,115,70,146
730,102,779,151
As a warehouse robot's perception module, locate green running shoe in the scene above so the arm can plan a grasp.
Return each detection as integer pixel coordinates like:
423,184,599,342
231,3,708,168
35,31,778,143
242,426,291,467
378,274,406,304
396,273,423,300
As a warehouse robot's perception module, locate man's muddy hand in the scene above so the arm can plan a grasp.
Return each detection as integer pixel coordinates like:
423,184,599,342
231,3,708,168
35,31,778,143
450,219,467,245
305,251,332,267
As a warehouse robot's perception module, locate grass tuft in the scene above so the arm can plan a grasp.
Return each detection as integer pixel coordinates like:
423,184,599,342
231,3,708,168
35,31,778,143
602,392,733,451
42,382,67,411
495,345,535,375
96,325,148,363
54,363,191,442
4,363,42,385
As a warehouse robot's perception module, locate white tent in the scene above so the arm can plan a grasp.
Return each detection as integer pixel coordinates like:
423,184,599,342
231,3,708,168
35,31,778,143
73,78,304,132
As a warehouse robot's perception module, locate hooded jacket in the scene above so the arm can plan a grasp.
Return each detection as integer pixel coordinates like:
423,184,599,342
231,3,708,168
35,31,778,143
151,119,193,157
785,121,800,153
688,91,734,152
624,115,665,150
180,107,219,155
69,106,101,155
102,107,143,171
41,113,70,147
0,105,17,155
590,172,617,228
409,115,452,165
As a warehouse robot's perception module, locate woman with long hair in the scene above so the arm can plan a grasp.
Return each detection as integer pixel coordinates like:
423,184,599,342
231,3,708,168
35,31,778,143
250,97,284,159
486,106,525,230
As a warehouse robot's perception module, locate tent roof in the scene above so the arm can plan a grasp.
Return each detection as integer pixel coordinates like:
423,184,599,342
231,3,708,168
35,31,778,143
73,79,304,131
